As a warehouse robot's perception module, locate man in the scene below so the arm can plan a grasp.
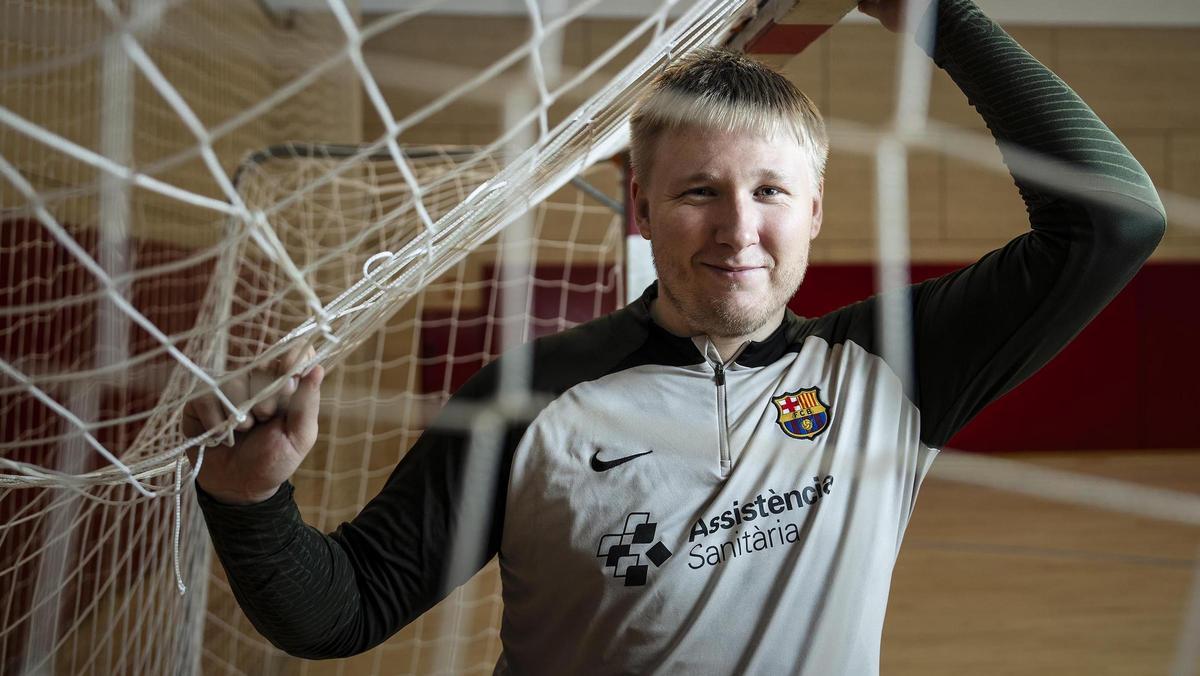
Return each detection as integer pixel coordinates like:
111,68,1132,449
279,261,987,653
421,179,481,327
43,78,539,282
189,0,1165,673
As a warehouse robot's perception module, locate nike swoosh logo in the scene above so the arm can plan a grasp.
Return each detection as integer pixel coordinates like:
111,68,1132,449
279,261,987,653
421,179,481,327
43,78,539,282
590,449,654,472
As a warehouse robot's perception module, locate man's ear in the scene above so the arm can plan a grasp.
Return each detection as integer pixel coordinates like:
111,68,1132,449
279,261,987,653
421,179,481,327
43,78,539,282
630,177,652,240
810,178,824,240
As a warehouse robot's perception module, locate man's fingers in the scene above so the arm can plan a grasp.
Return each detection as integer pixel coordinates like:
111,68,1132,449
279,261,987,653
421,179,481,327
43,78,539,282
278,344,302,373
180,406,205,438
281,374,299,398
251,397,279,422
248,342,314,422
249,368,280,421
857,0,881,18
284,364,324,456
190,395,226,434
212,374,255,431
198,343,316,437
235,342,310,422
181,393,240,446
856,0,930,33
278,342,316,375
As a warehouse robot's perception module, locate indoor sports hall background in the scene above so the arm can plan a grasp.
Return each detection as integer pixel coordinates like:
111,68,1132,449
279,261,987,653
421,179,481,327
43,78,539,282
1,1,1197,674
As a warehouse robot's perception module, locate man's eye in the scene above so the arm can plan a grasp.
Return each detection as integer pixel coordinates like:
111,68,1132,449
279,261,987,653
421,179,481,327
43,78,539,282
757,186,782,197
675,187,714,200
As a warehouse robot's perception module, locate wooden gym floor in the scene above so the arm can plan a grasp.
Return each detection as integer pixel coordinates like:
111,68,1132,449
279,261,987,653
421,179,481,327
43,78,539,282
884,449,1200,675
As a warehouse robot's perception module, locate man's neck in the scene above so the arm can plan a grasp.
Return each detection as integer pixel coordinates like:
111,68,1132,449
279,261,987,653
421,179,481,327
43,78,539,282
649,299,783,363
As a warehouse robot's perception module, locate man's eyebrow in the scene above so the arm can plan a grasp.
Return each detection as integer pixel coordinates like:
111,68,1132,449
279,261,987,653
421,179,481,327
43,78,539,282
678,171,719,185
756,168,791,183
676,169,794,184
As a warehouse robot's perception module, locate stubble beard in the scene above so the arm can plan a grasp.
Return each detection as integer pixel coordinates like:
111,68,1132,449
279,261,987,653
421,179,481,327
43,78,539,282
653,249,807,339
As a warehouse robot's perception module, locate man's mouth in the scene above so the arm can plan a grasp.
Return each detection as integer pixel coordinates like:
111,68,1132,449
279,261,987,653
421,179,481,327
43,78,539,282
701,263,766,276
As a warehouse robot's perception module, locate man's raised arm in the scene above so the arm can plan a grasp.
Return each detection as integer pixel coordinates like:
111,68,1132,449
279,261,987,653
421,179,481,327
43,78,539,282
851,0,1166,447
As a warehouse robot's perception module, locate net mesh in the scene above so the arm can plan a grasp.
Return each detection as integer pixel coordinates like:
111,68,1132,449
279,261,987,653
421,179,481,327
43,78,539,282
0,0,756,673
3,0,1199,674
202,145,625,675
2,2,356,673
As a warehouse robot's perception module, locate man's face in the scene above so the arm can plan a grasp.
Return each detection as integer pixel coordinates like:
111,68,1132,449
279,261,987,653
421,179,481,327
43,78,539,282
632,125,823,339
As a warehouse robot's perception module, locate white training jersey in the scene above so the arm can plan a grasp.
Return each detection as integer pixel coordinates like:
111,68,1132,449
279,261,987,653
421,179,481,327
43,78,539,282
497,321,937,674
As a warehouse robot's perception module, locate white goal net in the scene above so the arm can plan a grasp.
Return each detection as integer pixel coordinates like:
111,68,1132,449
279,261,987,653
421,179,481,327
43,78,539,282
204,143,627,675
0,0,770,673
6,0,1198,674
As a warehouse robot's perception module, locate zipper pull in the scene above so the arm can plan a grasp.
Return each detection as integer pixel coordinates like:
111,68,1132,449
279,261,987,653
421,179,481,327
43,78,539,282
714,362,725,386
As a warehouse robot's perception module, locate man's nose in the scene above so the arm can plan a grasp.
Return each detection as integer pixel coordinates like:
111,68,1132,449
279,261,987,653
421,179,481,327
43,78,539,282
713,194,759,250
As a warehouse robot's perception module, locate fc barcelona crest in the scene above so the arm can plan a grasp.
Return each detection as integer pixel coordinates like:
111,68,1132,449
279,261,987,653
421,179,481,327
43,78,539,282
772,387,831,440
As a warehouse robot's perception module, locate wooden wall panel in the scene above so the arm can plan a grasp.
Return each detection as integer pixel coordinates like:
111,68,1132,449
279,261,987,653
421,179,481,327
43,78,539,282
942,150,1027,241
1055,28,1200,131
819,148,942,246
827,24,899,126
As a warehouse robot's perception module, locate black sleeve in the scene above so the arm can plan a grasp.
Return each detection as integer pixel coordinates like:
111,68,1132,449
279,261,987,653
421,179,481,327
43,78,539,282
196,309,648,659
812,0,1165,447
196,360,516,659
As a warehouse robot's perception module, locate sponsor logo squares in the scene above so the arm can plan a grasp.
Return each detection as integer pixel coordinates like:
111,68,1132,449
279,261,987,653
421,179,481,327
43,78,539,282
595,512,672,587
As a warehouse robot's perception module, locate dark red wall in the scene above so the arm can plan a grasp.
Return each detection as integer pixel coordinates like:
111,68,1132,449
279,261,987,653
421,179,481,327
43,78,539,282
418,264,623,396
790,263,1199,451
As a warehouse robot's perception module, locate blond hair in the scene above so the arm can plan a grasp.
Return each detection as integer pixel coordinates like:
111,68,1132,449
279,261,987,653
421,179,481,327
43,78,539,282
630,48,828,189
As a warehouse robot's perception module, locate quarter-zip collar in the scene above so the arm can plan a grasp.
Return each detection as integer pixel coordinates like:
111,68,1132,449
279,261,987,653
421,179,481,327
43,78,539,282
692,336,746,370
627,282,803,368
